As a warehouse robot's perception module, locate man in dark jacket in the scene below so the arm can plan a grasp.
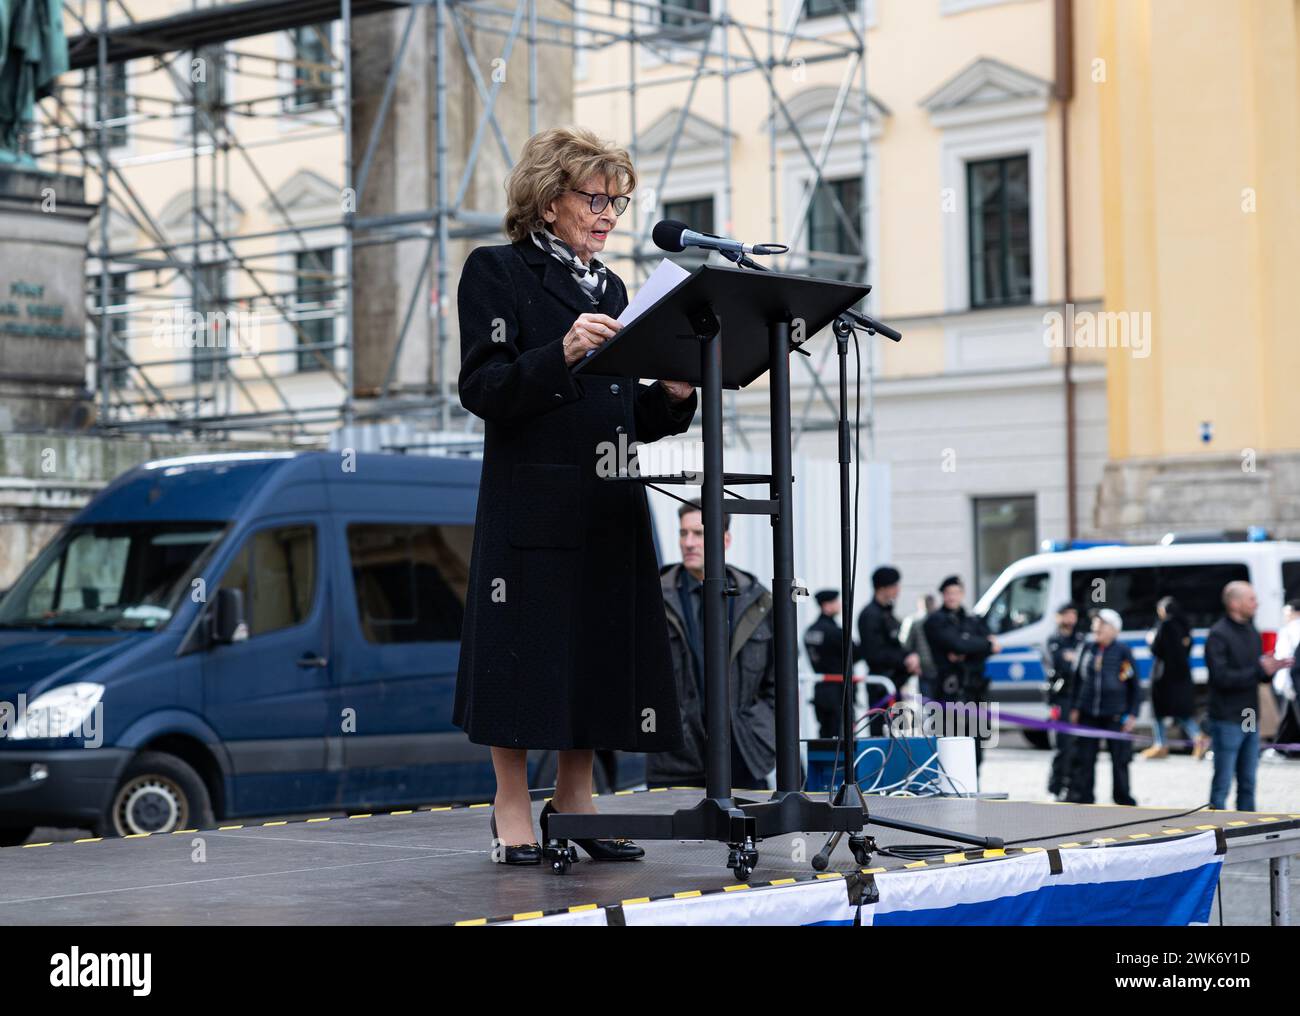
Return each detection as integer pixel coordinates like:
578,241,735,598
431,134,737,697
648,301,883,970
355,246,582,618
804,589,862,738
1067,608,1140,806
1205,581,1292,811
923,575,998,770
648,502,776,790
856,566,919,733
1045,602,1083,799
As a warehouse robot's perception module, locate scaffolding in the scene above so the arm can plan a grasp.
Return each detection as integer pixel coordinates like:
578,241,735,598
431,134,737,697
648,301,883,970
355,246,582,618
28,0,877,446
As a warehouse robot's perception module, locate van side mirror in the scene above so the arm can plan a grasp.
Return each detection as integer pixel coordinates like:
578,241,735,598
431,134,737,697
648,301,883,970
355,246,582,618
211,587,249,645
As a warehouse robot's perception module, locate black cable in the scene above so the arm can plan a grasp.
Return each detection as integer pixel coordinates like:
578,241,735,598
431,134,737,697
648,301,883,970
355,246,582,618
1000,802,1214,847
877,842,974,860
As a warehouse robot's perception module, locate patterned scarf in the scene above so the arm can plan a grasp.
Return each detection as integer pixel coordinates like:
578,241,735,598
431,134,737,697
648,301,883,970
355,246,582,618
531,227,607,305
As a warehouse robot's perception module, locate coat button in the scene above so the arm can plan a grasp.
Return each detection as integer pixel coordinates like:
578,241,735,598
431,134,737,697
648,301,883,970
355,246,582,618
616,425,626,434
553,393,562,400
610,383,620,394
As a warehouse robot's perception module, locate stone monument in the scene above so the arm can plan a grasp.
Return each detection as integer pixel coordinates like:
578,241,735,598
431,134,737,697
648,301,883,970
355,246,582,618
0,0,96,430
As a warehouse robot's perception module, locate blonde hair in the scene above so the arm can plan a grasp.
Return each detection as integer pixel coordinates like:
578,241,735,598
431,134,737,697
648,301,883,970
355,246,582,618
503,126,637,242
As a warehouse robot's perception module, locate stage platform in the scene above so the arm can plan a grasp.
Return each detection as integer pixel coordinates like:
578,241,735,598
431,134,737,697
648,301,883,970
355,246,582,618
1,789,1296,926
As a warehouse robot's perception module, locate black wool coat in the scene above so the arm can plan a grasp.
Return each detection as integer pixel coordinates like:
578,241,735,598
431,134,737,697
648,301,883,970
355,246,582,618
1149,617,1195,718
452,237,699,751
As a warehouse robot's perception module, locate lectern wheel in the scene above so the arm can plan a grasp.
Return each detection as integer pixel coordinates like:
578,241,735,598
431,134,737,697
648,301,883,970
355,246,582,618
544,840,576,874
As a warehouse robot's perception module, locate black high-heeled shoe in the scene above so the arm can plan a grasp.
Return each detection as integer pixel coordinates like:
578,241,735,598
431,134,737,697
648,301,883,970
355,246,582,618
490,809,541,865
539,800,645,861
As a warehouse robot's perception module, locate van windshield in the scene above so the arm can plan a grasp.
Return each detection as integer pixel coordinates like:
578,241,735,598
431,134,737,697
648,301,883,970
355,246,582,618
0,522,227,632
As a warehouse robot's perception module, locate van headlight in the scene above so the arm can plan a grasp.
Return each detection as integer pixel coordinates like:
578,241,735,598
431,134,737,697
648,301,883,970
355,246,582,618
4,683,105,740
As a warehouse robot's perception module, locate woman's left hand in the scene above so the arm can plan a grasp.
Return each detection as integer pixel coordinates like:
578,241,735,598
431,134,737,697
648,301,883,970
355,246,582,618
659,380,694,402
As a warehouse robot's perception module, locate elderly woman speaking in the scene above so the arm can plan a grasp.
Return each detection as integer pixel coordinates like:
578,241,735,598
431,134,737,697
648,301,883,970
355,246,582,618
454,126,698,865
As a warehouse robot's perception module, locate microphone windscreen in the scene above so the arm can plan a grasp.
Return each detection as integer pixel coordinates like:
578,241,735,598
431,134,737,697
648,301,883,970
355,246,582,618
652,219,688,253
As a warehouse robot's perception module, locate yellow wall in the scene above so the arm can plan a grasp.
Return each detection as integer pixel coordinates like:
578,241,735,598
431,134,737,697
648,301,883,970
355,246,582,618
1097,0,1300,458
576,0,1104,381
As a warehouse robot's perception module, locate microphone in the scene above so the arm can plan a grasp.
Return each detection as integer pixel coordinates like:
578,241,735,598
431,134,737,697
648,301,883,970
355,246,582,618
652,219,789,257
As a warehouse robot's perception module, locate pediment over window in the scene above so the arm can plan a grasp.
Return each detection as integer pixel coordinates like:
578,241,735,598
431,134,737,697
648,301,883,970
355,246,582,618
760,85,890,138
262,169,343,224
636,108,734,158
88,207,141,255
921,57,1052,126
158,188,245,236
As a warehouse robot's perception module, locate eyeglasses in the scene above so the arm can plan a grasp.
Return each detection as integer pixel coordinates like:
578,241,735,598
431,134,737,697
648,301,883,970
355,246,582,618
570,189,630,215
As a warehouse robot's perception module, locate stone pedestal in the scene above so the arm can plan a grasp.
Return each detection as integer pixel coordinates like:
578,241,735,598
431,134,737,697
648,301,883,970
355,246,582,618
0,168,96,430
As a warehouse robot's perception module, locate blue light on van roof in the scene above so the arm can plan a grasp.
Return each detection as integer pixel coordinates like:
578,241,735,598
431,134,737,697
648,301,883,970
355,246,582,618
1039,539,1127,553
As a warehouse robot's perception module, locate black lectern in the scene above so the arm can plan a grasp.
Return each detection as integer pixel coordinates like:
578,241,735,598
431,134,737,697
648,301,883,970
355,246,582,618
542,264,870,879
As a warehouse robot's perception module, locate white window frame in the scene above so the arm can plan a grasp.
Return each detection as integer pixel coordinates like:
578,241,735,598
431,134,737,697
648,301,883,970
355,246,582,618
782,0,877,37
939,117,1047,314
636,0,718,71
274,20,346,134
82,58,135,161
173,43,231,146
283,243,342,378
777,124,881,319
941,0,1031,16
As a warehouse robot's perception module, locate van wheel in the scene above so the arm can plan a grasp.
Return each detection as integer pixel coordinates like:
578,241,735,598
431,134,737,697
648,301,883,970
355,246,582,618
99,752,215,838
0,826,34,847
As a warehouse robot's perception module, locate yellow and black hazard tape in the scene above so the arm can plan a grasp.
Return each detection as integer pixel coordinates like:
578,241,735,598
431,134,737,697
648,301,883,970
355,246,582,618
2,784,712,851
457,804,1300,926
8,788,1295,859
8,786,1296,925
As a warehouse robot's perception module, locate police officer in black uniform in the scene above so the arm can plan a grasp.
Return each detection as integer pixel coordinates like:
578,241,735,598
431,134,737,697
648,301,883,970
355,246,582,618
923,575,999,771
804,589,861,738
857,566,918,735
1044,602,1084,800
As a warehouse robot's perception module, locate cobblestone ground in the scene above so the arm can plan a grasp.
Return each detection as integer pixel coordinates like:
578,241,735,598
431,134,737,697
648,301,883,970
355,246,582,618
982,736,1300,926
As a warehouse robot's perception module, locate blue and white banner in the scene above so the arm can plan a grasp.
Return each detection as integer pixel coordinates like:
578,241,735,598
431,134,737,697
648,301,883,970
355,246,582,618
501,832,1221,926
867,832,1221,927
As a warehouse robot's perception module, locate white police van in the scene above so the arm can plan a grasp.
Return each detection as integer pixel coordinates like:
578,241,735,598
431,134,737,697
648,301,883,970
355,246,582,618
972,536,1300,745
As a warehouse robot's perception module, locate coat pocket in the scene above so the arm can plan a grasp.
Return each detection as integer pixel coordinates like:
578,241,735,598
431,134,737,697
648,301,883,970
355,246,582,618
507,462,582,549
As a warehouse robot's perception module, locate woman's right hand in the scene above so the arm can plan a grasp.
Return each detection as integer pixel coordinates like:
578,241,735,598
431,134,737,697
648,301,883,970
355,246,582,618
562,313,622,366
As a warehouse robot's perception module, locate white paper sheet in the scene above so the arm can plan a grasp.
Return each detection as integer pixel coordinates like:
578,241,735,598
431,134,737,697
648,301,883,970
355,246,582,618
617,258,692,325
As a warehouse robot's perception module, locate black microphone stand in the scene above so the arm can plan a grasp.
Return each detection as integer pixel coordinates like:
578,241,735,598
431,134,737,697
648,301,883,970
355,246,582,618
718,247,1005,867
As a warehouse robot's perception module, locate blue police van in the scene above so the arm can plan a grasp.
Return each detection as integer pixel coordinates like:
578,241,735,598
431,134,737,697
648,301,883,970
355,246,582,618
0,451,638,845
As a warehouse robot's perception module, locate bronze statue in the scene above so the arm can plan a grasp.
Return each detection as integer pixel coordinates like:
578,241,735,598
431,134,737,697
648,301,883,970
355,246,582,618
0,0,69,165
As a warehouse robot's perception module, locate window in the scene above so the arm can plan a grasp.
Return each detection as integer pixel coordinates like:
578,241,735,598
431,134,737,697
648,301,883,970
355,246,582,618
983,571,1049,635
192,262,228,382
0,522,225,631
289,24,334,109
661,196,714,271
1283,561,1300,604
1069,563,1249,632
806,175,863,281
294,248,334,372
660,0,710,34
98,271,131,391
189,45,226,134
347,524,472,643
967,155,1031,308
805,0,860,18
91,62,129,148
972,495,1036,597
217,525,317,637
